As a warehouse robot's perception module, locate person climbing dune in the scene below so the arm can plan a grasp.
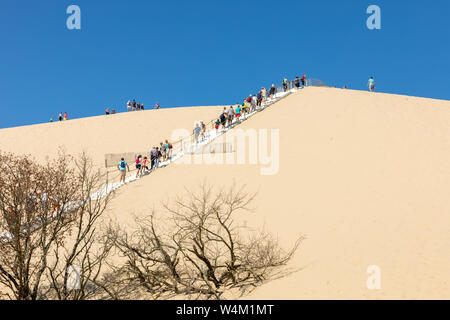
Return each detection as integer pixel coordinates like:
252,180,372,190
117,157,129,184
135,155,142,178
301,74,307,88
282,77,289,91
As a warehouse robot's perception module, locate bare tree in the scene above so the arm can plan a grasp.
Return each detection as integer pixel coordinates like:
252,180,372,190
0,151,114,300
105,183,303,300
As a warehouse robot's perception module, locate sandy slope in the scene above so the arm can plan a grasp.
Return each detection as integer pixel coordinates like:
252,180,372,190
2,87,450,299
105,87,450,299
0,105,225,168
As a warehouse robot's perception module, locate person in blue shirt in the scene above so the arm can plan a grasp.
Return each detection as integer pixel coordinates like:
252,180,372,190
117,158,129,183
235,105,242,121
215,119,221,132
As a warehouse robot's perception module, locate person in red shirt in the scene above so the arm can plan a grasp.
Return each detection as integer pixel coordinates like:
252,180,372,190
301,74,307,88
135,155,142,178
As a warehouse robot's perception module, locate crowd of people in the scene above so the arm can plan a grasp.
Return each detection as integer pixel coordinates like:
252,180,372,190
114,74,382,184
105,100,161,116
192,81,290,144
117,139,174,183
280,74,308,92
201,75,309,141
125,100,162,112
115,75,310,182
126,100,145,112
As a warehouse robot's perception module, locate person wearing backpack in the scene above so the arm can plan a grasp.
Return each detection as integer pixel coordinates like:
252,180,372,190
117,157,129,183
220,111,226,130
242,100,248,117
294,76,300,89
282,77,288,91
257,91,262,107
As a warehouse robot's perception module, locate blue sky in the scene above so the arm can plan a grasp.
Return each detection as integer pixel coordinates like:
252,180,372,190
0,0,449,128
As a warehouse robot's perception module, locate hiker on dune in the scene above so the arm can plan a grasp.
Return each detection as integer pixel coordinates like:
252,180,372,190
294,76,300,89
261,87,267,103
368,76,375,92
165,139,173,160
282,77,289,91
235,104,242,122
160,142,167,161
117,157,129,184
150,147,158,170
301,74,307,88
269,84,277,99
142,156,149,173
135,155,142,178
155,147,162,169
220,108,227,130
227,105,235,127
194,123,201,144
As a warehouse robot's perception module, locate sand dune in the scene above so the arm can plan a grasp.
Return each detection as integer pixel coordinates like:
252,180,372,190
2,87,450,299
0,105,225,168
